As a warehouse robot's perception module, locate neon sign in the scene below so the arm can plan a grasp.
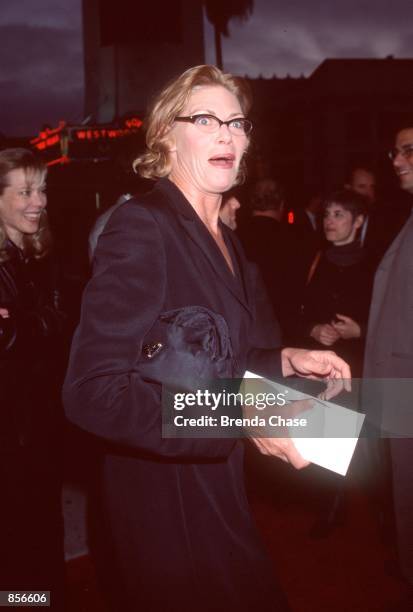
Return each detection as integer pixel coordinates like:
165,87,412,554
30,117,143,166
125,118,143,129
30,121,66,152
74,127,138,140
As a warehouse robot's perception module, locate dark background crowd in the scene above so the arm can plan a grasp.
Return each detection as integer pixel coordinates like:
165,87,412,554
1,139,412,610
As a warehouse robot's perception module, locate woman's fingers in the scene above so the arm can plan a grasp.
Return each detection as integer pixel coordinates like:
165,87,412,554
250,437,310,469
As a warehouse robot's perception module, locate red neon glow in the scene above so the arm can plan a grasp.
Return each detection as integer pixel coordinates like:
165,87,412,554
47,155,69,167
32,133,60,151
125,117,143,129
31,117,142,146
30,121,66,145
31,117,143,162
74,127,138,140
47,134,59,146
288,211,295,224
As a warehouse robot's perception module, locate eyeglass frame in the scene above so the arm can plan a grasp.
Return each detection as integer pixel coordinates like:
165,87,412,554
174,114,253,136
388,144,413,161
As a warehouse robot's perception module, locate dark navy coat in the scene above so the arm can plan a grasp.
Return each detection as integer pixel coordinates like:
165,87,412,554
63,178,287,612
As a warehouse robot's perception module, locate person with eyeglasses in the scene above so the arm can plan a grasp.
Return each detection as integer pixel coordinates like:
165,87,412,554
63,65,351,612
362,125,413,607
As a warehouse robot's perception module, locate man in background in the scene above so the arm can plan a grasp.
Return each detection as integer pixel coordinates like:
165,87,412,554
363,126,413,605
238,178,303,342
345,165,400,265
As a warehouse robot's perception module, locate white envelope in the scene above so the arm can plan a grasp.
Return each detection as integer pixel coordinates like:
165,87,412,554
244,371,365,476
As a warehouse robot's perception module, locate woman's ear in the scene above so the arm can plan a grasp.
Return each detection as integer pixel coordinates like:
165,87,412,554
164,128,177,153
354,214,364,230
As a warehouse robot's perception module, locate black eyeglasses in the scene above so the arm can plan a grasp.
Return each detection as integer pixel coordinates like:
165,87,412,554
174,114,253,136
388,144,413,161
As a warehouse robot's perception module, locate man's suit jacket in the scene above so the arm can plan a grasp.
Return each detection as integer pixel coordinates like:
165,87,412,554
362,209,404,268
63,178,286,611
363,210,413,435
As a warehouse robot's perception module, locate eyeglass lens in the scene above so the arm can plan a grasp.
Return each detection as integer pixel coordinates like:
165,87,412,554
203,116,251,135
389,145,413,160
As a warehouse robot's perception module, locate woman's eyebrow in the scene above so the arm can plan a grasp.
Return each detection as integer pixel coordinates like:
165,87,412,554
188,108,245,118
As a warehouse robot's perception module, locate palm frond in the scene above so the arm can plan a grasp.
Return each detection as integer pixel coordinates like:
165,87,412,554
204,0,254,37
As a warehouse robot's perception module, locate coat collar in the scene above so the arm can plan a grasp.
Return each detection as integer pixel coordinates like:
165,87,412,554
155,178,253,316
3,238,25,263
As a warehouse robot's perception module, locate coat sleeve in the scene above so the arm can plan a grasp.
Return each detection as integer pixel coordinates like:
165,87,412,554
0,316,16,354
62,201,236,459
239,258,283,379
0,266,16,354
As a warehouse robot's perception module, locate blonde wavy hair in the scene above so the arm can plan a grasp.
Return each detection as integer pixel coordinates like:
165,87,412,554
133,65,252,183
0,148,52,263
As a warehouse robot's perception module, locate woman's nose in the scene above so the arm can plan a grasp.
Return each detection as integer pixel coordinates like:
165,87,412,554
217,124,232,142
30,190,47,208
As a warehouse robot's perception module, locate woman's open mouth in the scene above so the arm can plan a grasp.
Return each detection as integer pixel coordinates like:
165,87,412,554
208,154,235,169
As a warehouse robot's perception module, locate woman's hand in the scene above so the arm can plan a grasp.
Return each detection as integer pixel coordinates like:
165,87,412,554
332,314,361,339
310,323,340,346
281,347,351,398
245,397,312,468
0,307,16,353
249,437,310,469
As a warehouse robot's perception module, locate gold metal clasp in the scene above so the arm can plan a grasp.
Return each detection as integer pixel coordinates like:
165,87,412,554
143,342,163,359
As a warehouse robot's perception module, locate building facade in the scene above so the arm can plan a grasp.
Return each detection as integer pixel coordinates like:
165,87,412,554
247,58,413,203
82,0,205,123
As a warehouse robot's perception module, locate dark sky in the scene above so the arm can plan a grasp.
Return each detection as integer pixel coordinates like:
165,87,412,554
0,0,83,137
204,0,413,77
1,0,413,136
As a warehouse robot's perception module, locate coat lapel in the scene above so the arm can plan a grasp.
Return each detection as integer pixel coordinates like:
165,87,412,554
223,226,254,311
156,179,252,315
368,210,413,335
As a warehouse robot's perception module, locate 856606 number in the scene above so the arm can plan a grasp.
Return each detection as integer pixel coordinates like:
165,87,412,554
0,591,50,607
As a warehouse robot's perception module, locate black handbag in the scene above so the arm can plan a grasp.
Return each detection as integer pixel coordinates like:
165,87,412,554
138,305,234,390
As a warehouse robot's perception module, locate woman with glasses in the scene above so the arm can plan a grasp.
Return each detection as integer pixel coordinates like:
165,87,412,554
63,65,350,612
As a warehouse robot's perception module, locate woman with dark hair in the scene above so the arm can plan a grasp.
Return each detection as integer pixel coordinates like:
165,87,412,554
0,148,65,603
301,189,374,376
63,65,350,611
299,190,377,538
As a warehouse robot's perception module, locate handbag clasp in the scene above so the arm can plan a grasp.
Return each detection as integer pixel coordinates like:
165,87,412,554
142,342,163,359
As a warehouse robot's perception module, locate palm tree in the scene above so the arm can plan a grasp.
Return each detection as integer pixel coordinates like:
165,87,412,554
204,0,254,69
